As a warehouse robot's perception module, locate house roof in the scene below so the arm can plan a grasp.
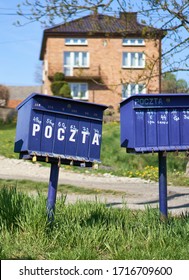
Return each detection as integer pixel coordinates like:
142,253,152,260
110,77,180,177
40,12,165,59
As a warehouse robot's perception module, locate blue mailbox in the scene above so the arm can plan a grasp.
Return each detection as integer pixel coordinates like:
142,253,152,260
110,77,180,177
14,93,107,222
120,93,189,219
120,94,189,153
14,93,107,166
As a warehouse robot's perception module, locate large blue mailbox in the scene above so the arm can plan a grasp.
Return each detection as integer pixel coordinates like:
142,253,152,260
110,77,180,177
120,94,189,153
14,93,107,166
14,93,107,222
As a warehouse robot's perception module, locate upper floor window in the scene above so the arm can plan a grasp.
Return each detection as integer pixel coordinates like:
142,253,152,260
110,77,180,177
122,38,145,46
122,52,145,68
122,83,146,99
65,38,88,45
69,83,88,100
64,51,89,75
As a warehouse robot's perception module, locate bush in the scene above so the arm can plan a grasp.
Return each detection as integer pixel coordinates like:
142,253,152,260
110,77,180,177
59,83,71,98
0,84,10,107
53,72,65,82
51,81,65,96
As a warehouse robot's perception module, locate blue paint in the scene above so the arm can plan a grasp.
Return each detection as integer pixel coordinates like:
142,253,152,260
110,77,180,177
158,152,168,218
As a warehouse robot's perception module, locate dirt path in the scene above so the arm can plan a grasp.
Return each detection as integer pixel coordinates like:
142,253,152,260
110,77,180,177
0,155,189,215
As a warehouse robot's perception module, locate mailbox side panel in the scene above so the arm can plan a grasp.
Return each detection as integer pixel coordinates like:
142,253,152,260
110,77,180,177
120,101,134,148
14,100,32,153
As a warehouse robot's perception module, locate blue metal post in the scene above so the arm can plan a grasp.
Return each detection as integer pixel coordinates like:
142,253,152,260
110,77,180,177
47,162,60,222
158,151,168,219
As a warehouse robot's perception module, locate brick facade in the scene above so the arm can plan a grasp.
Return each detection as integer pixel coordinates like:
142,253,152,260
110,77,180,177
40,13,164,111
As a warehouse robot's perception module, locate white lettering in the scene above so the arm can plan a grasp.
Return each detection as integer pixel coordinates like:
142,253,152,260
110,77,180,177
92,133,100,145
32,123,40,136
45,125,52,139
57,128,65,141
69,129,77,142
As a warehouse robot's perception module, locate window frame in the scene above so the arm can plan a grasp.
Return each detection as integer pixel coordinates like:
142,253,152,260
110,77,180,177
122,52,145,68
69,82,89,100
64,51,89,76
65,38,88,45
122,38,145,46
122,83,146,99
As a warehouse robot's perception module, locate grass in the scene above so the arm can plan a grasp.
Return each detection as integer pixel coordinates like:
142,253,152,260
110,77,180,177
0,187,189,260
0,178,125,196
1,122,189,185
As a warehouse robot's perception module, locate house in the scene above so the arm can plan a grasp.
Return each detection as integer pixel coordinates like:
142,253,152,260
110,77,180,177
7,85,42,108
40,12,165,110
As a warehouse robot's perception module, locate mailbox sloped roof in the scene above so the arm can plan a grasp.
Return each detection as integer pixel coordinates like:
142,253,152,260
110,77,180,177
17,93,108,111
40,12,165,59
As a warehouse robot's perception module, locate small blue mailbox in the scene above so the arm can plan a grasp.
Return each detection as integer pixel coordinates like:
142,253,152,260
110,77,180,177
14,93,107,166
120,94,189,153
120,93,189,218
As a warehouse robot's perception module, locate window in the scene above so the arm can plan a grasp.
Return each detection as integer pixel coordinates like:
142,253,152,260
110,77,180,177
122,84,146,99
64,52,89,75
69,83,88,100
122,52,145,68
65,38,88,45
122,38,145,46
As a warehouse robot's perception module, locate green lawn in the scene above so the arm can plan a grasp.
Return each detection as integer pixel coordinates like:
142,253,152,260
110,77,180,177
0,187,188,260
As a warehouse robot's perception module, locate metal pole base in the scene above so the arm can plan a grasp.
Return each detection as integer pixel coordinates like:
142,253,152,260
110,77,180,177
47,162,60,222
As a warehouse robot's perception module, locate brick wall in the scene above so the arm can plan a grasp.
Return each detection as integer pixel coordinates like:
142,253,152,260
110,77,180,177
42,36,161,110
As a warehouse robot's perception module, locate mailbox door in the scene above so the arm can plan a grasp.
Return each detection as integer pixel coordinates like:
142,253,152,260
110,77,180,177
65,116,79,157
28,110,43,152
41,113,56,154
77,119,91,159
134,109,145,148
169,109,180,147
181,109,189,146
89,121,102,161
157,109,169,147
53,114,68,156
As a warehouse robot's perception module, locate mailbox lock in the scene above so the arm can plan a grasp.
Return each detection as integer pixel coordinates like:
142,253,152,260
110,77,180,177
32,154,37,162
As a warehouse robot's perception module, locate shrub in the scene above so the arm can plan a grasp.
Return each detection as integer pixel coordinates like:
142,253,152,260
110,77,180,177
59,83,71,98
53,72,65,82
0,84,10,107
51,81,65,96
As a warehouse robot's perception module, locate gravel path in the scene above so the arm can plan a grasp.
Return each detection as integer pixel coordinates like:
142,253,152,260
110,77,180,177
0,155,189,215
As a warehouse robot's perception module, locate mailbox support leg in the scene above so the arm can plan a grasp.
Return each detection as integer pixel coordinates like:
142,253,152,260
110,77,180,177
47,162,59,222
158,151,168,219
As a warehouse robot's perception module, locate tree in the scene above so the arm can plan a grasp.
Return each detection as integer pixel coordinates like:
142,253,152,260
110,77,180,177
162,72,188,93
16,0,189,77
0,85,10,107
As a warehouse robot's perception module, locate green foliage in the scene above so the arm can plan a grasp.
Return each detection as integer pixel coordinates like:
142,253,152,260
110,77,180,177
53,72,65,81
51,72,72,98
0,187,189,259
59,83,71,98
50,81,65,96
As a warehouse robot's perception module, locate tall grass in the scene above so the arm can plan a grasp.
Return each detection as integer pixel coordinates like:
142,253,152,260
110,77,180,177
0,187,189,260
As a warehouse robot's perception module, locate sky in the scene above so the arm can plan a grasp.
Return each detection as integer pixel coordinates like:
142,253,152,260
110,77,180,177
0,1,188,87
0,1,43,86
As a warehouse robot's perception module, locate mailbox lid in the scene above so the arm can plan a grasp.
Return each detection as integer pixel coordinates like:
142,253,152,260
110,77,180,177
17,93,108,121
120,93,189,109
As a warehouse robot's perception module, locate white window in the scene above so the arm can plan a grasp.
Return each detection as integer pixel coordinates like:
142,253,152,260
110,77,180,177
122,38,145,46
122,84,146,99
64,52,89,75
122,52,145,68
65,38,88,45
69,83,88,100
